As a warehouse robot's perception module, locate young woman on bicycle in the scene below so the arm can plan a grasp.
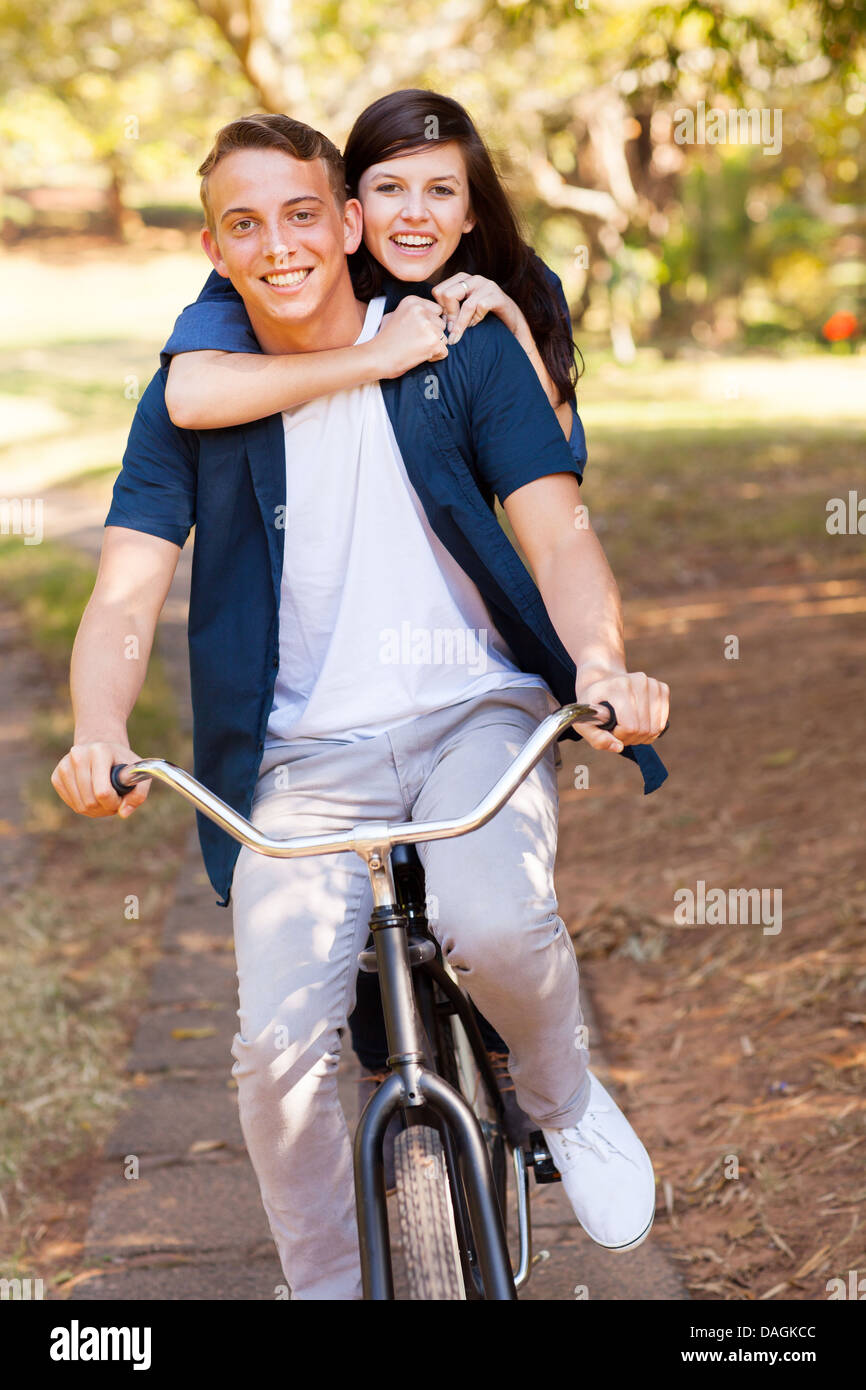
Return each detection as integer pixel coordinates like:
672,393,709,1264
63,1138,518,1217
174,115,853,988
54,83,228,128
160,88,587,1142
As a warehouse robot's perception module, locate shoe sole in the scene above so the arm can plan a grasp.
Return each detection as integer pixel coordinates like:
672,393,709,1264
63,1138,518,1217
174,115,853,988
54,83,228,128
587,1208,655,1253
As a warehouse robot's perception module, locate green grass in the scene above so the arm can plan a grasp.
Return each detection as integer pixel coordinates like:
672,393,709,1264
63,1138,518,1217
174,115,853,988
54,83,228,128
499,415,866,597
573,419,866,594
0,535,189,836
0,538,190,1265
0,538,184,750
0,539,107,659
0,367,136,425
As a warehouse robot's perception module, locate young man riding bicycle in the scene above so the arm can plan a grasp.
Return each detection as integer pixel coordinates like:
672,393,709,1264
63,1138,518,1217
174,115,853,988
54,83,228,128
52,112,670,1300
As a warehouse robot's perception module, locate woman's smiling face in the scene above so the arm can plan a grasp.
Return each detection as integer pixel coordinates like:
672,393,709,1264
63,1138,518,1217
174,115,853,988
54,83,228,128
357,141,476,283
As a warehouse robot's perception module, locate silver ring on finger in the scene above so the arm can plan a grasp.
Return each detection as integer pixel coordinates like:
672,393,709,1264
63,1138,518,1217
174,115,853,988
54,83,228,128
460,280,468,296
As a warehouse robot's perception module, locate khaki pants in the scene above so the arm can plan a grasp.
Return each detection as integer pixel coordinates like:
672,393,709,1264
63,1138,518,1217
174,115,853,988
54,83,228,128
229,683,591,1299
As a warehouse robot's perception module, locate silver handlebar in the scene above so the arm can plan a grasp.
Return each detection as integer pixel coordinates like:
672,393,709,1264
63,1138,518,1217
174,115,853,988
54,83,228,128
111,702,610,873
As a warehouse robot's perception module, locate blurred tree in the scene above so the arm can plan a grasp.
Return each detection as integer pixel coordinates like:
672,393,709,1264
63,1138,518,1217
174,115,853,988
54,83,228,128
0,0,254,238
185,0,864,353
1,0,862,344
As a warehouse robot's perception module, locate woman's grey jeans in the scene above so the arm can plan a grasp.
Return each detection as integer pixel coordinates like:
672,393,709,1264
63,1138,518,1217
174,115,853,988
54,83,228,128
229,683,591,1299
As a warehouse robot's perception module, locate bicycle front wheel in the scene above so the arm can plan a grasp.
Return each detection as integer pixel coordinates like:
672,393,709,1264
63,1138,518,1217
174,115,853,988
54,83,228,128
394,1125,465,1300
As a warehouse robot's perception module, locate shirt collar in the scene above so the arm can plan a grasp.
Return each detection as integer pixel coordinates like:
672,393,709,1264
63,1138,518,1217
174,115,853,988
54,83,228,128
382,275,437,313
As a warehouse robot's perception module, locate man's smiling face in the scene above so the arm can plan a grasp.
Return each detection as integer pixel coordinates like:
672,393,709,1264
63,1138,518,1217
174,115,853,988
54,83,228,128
200,146,363,350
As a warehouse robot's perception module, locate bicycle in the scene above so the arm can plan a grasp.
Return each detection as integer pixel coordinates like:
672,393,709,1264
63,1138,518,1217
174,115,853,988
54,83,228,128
110,697,648,1300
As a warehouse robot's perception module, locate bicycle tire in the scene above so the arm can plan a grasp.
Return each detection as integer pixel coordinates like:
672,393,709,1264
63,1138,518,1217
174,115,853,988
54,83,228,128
394,1125,465,1301
415,964,512,1297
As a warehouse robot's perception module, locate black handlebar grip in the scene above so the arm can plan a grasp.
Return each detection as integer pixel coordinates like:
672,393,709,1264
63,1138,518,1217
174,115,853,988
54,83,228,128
110,763,132,796
597,701,670,738
597,700,617,732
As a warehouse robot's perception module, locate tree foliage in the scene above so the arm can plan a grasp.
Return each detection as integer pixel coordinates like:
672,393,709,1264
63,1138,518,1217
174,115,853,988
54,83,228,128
1,0,862,342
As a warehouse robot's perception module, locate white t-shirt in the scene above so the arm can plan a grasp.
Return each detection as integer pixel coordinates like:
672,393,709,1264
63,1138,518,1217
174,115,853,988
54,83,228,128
266,295,552,746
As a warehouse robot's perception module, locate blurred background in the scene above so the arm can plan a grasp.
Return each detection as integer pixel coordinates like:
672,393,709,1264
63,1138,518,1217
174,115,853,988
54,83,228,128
2,0,864,354
0,0,864,1303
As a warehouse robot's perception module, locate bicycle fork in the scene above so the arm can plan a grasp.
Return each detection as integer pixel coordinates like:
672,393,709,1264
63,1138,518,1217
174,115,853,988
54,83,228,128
352,898,518,1301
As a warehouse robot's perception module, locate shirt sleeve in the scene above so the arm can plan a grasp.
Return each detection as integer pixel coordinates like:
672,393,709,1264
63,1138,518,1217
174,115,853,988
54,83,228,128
567,400,588,481
466,315,584,505
159,269,261,368
105,368,198,548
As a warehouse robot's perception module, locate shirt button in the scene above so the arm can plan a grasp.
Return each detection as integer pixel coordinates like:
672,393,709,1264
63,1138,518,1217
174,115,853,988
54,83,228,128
272,657,279,668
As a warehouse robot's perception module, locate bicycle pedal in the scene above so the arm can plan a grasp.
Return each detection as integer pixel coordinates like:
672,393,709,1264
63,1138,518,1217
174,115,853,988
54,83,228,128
525,1130,562,1184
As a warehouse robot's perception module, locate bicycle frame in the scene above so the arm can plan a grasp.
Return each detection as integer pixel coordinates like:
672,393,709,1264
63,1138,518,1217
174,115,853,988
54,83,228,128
352,879,517,1300
414,951,518,1297
357,845,525,1299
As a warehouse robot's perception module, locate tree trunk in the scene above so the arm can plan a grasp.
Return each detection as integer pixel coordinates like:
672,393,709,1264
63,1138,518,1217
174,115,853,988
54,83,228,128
193,0,311,112
103,154,143,242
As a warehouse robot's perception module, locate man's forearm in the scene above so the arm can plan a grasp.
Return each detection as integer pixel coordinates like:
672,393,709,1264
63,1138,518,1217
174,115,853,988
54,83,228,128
533,526,627,685
71,599,155,742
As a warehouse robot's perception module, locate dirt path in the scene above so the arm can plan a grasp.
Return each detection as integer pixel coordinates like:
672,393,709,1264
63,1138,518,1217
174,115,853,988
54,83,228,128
555,570,866,1300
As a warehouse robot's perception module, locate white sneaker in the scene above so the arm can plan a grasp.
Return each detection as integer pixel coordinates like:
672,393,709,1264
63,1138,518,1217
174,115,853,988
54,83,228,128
541,1070,656,1252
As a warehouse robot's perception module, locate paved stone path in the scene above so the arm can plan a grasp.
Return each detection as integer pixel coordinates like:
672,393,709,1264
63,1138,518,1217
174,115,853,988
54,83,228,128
31,476,688,1302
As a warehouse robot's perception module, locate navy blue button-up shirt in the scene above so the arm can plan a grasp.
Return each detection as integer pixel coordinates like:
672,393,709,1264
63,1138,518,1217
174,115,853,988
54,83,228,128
107,266,667,905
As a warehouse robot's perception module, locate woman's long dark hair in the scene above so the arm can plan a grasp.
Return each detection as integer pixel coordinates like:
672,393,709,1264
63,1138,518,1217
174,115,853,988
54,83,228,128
343,89,582,406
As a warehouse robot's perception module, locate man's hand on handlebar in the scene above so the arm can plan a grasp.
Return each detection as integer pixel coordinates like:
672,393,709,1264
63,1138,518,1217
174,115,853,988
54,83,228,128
572,670,670,754
51,739,151,819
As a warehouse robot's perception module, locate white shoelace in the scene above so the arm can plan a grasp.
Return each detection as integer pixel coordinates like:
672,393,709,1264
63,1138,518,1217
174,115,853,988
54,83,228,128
552,1103,638,1167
